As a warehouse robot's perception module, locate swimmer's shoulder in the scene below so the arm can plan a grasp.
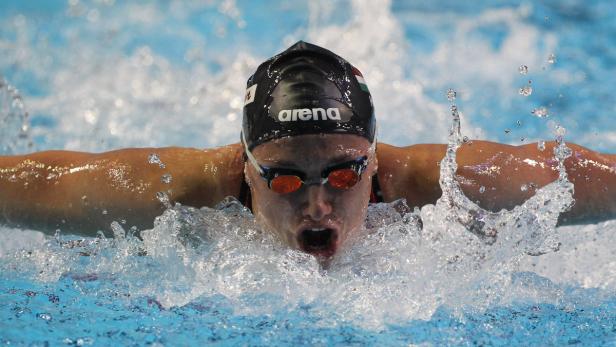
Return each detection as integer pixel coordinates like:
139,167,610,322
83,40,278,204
155,143,245,207
375,142,446,207
374,140,525,206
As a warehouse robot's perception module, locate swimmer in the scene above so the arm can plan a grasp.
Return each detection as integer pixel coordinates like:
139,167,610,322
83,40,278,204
0,41,615,258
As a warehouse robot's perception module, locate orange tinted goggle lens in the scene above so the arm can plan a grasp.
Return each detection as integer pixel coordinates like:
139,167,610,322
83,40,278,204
270,175,303,194
327,169,359,190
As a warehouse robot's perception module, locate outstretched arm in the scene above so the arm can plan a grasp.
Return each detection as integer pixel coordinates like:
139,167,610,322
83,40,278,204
0,144,244,236
377,141,616,224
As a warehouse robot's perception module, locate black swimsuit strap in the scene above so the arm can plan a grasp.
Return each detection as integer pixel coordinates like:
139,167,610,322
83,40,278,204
238,176,253,212
370,174,384,203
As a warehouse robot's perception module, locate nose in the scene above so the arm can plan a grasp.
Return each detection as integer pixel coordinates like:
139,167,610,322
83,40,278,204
302,184,333,221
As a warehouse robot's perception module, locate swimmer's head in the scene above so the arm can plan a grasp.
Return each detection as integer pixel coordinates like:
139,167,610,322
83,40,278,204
241,42,378,262
241,40,376,150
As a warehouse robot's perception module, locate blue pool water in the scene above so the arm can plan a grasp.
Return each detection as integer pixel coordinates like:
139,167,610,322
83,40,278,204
2,277,615,346
1,0,615,346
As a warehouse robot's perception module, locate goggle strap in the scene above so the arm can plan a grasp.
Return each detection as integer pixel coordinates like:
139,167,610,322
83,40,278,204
241,131,265,176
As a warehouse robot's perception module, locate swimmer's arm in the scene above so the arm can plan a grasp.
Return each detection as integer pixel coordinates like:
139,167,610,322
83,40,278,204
377,141,616,224
0,144,244,236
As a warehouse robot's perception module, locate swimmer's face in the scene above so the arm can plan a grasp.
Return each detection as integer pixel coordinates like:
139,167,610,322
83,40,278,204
246,134,377,259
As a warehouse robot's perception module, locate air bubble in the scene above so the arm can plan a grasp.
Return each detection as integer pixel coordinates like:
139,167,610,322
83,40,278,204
520,184,528,192
479,186,486,194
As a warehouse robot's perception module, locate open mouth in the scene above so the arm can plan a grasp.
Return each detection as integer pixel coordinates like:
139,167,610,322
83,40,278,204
298,228,338,257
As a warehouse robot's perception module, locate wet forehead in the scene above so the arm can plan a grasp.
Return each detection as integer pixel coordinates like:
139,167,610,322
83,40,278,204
252,134,370,167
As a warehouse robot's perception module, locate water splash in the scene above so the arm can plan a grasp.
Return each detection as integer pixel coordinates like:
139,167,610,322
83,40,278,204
0,88,584,330
0,77,32,154
0,1,613,341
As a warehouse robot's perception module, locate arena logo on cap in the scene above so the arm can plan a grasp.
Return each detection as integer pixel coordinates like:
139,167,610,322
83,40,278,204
277,108,341,122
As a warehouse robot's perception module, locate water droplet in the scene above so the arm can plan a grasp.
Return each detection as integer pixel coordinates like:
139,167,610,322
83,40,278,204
148,153,165,168
516,120,522,127
161,173,172,184
102,209,108,215
537,141,546,151
110,221,125,238
520,137,526,142
519,84,533,97
37,312,52,321
518,65,528,74
75,337,94,346
521,184,528,192
479,186,486,194
532,107,549,118
156,191,171,208
547,53,556,64
446,88,456,102
504,129,511,134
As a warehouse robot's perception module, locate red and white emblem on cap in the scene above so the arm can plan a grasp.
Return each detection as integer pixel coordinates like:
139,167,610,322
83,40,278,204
352,67,369,92
244,84,257,105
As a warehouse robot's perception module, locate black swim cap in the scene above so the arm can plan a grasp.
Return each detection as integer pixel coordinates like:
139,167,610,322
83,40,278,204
241,41,376,150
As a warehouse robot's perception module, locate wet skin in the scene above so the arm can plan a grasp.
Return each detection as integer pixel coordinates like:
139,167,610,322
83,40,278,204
0,139,613,242
246,134,377,258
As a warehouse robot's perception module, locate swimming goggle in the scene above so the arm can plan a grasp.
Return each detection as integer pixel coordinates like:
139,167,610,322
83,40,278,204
242,133,369,194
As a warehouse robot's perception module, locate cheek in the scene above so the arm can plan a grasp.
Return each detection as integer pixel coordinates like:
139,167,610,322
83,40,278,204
334,178,372,218
252,185,296,227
